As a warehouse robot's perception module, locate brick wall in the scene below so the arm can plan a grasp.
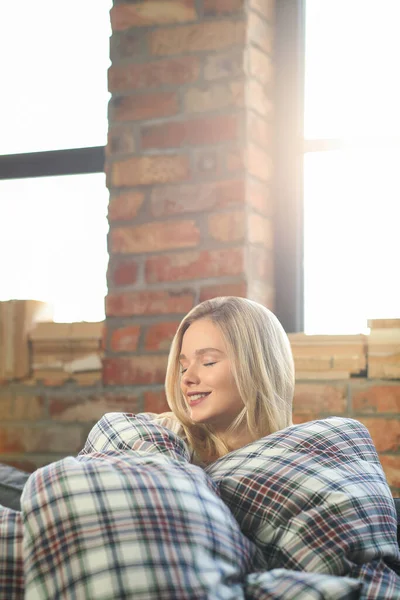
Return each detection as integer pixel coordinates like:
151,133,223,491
0,379,398,496
104,0,275,389
0,1,398,497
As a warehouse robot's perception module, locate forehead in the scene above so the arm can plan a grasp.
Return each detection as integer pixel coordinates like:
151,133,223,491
180,319,226,353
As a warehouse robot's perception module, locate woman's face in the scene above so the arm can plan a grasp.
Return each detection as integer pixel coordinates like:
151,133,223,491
179,319,244,432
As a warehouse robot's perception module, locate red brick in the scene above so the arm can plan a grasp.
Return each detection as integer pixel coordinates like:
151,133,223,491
248,111,272,150
226,146,245,172
248,46,273,85
111,155,191,187
49,394,139,422
203,50,244,81
249,0,274,20
352,384,400,414
358,417,400,453
146,247,244,283
293,383,347,414
248,10,273,55
110,220,201,254
106,290,194,317
248,78,273,118
110,325,141,352
141,114,240,149
0,426,82,454
103,355,168,385
13,396,47,420
379,455,400,489
106,125,135,156
208,210,245,242
247,143,272,182
111,1,197,30
183,81,244,113
248,246,274,281
247,177,273,216
204,0,244,14
200,281,247,302
108,56,200,92
292,412,319,425
0,395,46,421
192,147,224,179
0,395,13,420
248,281,274,309
109,259,139,286
143,390,170,413
248,213,273,248
111,91,179,122
111,30,143,61
108,191,144,222
145,321,180,351
150,21,245,55
150,179,245,217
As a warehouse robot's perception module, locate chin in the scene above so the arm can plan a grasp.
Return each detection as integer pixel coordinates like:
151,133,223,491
189,407,219,425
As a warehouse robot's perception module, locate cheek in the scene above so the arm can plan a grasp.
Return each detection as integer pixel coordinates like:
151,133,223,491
216,365,236,390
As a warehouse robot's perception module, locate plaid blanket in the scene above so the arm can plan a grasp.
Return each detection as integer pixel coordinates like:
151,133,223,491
0,413,399,599
205,416,400,599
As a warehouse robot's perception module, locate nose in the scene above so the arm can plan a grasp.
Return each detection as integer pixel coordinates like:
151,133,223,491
181,363,200,387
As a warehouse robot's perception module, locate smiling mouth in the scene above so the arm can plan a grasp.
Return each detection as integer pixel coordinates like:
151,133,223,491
188,392,211,406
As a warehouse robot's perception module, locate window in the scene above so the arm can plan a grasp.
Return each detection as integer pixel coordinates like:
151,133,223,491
0,0,111,322
275,0,400,334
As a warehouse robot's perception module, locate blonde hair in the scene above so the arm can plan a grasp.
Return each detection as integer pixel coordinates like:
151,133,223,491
164,296,295,463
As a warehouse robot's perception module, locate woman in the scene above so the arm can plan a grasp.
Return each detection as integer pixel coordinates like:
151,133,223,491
159,296,295,465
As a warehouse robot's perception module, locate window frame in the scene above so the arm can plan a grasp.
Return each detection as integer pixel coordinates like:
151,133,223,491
274,0,306,334
274,0,400,333
0,147,105,180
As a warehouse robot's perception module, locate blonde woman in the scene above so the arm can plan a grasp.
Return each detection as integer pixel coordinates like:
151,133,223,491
158,296,295,465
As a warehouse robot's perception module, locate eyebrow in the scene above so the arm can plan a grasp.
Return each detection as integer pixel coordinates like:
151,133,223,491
179,347,224,360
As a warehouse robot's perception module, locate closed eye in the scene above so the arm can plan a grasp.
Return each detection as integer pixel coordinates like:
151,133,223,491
204,362,216,367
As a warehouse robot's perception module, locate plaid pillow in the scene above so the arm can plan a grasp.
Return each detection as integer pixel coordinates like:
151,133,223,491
0,505,24,599
19,413,256,599
79,412,191,462
205,417,400,599
245,569,361,600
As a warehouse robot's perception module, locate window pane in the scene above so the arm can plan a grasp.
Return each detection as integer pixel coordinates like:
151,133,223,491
0,0,111,155
305,0,400,139
304,149,400,334
0,174,109,322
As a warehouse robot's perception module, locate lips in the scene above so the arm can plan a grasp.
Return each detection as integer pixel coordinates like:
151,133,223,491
188,392,211,406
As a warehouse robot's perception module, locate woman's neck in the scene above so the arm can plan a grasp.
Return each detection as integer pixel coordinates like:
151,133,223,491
219,426,253,453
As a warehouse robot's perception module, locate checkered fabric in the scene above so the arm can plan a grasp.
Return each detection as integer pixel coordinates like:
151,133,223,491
0,503,24,599
5,413,256,599
245,570,362,599
205,417,400,600
1,413,399,599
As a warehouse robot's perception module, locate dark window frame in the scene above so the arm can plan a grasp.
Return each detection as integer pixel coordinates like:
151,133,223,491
274,0,306,334
0,146,105,180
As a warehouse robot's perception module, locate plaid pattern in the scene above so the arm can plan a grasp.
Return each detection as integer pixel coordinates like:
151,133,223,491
1,413,399,599
245,570,362,600
205,417,400,599
14,413,255,599
79,412,191,463
0,504,24,599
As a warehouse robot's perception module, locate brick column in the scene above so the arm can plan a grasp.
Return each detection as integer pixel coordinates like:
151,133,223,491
104,0,275,404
